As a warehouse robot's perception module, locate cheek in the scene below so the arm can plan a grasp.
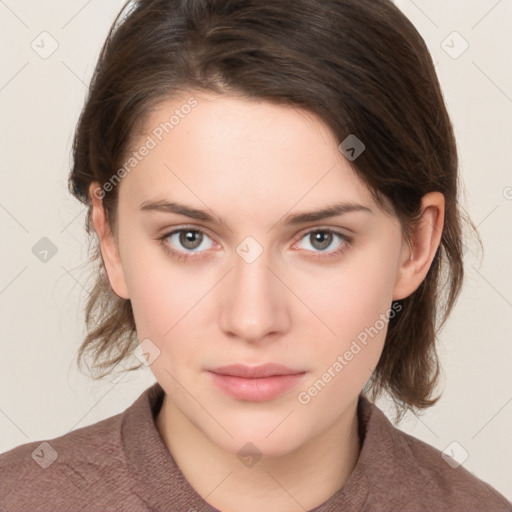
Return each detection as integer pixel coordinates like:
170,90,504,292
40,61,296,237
118,240,186,343
306,245,398,333
297,246,399,386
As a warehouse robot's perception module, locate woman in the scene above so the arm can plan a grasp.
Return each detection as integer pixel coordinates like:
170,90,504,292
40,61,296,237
1,0,510,510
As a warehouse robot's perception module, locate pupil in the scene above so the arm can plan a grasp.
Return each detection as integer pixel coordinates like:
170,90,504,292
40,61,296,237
313,232,331,250
181,230,202,249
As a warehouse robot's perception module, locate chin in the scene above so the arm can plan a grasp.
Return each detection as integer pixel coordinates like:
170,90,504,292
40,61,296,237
204,414,309,459
216,433,303,461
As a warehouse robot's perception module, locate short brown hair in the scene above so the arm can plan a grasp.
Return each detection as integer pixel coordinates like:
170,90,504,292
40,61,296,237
69,0,477,416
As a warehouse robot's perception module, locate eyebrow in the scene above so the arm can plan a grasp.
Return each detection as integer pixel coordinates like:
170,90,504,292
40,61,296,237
139,199,373,226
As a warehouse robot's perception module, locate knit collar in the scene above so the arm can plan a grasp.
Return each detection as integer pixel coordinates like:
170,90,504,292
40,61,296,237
121,381,416,511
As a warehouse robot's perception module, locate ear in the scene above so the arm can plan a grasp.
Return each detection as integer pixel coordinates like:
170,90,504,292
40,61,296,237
88,182,130,300
392,192,445,301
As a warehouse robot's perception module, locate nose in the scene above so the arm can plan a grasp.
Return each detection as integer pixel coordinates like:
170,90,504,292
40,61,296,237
217,247,291,344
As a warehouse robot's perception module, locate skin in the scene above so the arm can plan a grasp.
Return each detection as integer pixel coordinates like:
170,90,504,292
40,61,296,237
89,92,444,512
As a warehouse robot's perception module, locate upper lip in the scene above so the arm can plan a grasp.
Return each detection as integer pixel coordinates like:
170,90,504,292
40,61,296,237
209,363,305,378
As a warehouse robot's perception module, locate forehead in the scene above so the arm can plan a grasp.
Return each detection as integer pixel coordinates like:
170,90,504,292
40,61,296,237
119,92,375,219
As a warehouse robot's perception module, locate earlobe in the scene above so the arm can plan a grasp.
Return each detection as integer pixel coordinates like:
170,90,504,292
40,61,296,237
392,192,445,301
89,182,130,300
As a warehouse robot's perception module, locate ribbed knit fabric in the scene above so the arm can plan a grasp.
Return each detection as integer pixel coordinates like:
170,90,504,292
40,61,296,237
1,382,510,511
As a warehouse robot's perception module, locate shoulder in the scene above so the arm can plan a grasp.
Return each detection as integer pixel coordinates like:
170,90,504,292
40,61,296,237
398,427,511,509
358,397,512,511
0,408,141,511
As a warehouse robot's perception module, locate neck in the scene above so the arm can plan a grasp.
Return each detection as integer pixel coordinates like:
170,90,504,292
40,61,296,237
156,395,361,512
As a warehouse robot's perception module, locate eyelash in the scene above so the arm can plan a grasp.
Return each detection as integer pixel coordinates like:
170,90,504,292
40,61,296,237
157,226,351,263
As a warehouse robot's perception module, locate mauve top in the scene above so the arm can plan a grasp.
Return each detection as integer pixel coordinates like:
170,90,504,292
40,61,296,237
1,382,510,511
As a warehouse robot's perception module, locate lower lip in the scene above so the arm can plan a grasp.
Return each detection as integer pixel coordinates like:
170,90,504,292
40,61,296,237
208,372,306,401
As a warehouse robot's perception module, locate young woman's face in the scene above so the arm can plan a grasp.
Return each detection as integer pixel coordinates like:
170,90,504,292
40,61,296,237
98,92,411,456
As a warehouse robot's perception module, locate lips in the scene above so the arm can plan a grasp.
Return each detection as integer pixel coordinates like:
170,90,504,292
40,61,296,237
208,363,306,401
210,363,303,378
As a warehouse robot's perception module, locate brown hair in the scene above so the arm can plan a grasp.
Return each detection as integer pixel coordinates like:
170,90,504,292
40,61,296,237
69,0,477,416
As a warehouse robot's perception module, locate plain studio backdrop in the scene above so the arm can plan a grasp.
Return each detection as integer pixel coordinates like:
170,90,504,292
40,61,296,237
1,0,511,501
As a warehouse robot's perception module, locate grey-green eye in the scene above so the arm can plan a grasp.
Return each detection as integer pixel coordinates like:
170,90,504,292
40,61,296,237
296,230,345,253
166,229,214,252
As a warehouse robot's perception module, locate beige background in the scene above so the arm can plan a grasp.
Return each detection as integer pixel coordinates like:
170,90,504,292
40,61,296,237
1,0,511,501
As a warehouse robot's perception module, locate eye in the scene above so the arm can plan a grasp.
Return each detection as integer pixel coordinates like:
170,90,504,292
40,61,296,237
158,226,350,262
159,227,215,259
294,229,349,258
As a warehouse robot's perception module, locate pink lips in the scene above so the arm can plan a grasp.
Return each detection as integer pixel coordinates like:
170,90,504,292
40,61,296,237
208,363,306,401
